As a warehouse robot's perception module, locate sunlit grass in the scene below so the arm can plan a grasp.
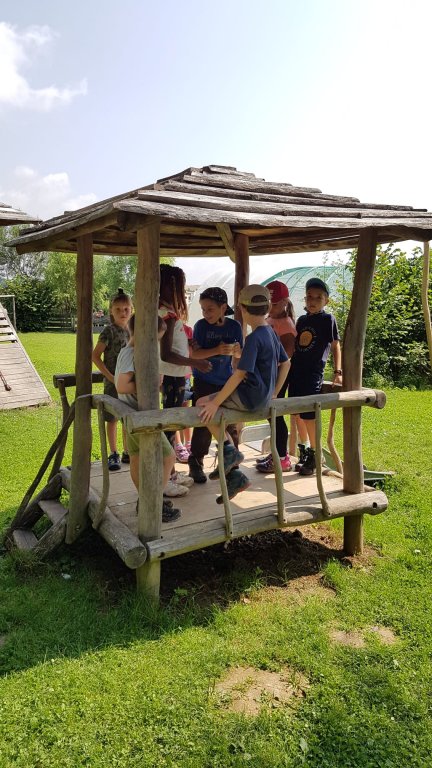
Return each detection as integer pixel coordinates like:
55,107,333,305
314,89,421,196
0,333,431,767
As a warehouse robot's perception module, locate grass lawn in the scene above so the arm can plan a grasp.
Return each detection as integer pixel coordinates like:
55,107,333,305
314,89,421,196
0,332,431,767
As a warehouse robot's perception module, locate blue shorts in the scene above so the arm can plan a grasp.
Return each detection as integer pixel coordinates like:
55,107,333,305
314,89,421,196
288,371,323,421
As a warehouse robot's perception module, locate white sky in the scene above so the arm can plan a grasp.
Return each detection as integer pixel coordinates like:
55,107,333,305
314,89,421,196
1,0,431,284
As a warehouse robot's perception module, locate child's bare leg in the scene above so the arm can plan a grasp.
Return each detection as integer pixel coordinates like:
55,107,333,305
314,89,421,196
131,450,174,493
163,451,176,486
106,420,118,453
295,415,309,445
121,424,128,453
304,419,316,450
289,415,297,456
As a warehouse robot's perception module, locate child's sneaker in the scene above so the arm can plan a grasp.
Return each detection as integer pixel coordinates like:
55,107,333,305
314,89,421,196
188,455,207,484
163,480,189,497
255,453,272,466
216,469,251,504
298,447,316,476
294,444,308,472
162,500,181,523
256,454,292,473
121,451,130,464
108,451,121,471
174,443,190,463
172,471,194,488
223,444,244,475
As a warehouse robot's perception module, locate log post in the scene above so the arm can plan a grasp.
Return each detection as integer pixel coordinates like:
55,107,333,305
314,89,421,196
342,228,377,554
66,234,93,543
234,233,249,325
134,219,162,599
422,241,432,372
233,233,249,437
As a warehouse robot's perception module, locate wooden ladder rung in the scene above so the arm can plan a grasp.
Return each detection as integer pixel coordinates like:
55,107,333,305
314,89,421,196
12,528,38,550
38,499,68,524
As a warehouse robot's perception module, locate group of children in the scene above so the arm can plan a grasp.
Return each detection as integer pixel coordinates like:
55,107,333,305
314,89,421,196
92,266,342,522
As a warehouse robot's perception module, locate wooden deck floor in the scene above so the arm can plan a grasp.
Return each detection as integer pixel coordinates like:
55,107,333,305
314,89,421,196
89,445,352,561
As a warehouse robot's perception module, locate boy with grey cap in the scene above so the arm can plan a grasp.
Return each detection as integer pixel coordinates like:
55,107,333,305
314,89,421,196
288,277,342,475
199,284,289,502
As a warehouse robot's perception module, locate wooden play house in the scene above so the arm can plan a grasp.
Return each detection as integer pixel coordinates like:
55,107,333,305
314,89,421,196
5,165,432,599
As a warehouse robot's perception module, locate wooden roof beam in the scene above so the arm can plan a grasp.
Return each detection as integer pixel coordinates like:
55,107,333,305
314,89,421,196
216,223,236,262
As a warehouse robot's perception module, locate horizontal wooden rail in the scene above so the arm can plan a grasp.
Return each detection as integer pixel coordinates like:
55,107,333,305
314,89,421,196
53,371,104,389
91,389,385,435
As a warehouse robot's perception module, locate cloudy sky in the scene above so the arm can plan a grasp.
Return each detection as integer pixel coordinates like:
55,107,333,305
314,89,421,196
1,0,431,283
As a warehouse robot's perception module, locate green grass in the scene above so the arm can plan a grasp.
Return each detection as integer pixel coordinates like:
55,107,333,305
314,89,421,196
0,333,431,767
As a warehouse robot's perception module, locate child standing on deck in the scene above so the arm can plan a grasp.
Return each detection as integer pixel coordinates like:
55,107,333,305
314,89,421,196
158,264,212,497
187,287,243,484
288,277,342,476
92,288,132,472
198,285,289,503
255,280,297,475
115,315,181,523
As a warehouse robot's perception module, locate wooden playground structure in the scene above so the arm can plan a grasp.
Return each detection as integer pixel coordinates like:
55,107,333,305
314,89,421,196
5,165,432,599
0,204,50,410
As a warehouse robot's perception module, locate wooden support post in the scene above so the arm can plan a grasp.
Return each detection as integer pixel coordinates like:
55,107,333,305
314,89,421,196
342,228,377,554
233,233,249,325
422,242,432,372
233,233,249,437
134,220,162,599
66,234,93,544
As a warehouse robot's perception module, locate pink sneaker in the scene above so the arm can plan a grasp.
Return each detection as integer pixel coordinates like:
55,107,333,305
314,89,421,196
175,443,190,463
256,454,292,473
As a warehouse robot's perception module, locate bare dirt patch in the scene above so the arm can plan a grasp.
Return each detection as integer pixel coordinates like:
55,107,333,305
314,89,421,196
368,625,398,645
330,629,366,648
330,625,398,648
214,665,309,716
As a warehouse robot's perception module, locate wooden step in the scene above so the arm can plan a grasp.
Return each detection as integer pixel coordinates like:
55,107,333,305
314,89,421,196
12,529,38,550
38,499,68,524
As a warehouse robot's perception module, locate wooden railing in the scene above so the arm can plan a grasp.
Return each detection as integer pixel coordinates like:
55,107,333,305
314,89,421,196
91,388,387,537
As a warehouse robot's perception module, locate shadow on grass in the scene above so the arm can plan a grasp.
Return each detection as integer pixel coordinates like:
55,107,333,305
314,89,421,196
0,518,370,676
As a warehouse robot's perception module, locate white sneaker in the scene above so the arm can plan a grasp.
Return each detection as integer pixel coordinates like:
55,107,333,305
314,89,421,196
172,471,194,488
163,480,189,497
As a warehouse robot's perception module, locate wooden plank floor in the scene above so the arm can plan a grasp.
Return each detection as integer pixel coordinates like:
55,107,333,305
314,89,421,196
89,444,348,561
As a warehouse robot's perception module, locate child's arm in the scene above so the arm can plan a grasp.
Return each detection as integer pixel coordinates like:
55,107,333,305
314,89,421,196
191,341,238,359
92,340,114,383
273,360,290,397
116,371,136,396
278,333,295,359
160,317,211,373
331,340,342,385
199,369,247,423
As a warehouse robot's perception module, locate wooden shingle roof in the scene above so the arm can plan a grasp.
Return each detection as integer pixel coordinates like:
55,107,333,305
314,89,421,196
0,202,40,227
8,165,432,257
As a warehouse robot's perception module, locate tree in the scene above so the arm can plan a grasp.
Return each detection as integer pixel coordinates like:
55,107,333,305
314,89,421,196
44,252,77,314
2,274,55,331
332,245,432,387
0,226,48,281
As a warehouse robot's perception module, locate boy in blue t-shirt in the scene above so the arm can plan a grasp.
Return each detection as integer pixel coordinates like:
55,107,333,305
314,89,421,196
199,285,289,502
288,277,342,476
187,287,243,483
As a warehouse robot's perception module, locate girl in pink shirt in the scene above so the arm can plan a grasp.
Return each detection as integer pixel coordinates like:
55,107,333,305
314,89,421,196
256,280,297,474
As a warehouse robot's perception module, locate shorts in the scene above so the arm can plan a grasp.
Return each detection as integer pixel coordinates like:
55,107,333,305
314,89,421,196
220,389,250,412
103,380,119,423
126,430,174,458
288,371,323,421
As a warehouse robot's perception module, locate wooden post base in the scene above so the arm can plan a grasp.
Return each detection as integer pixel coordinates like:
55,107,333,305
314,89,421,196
343,514,363,555
136,560,161,600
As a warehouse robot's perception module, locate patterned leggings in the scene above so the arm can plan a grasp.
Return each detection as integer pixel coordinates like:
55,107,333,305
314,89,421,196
161,376,185,445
